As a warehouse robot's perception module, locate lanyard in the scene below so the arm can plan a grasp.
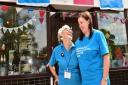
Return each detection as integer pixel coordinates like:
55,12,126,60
62,47,73,71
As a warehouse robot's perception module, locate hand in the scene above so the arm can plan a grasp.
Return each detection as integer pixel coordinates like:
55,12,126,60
46,64,49,67
101,78,107,85
54,78,58,85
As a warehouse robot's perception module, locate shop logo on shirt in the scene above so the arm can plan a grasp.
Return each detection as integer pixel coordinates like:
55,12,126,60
76,46,90,58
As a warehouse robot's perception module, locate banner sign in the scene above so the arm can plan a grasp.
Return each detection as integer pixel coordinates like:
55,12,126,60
74,0,94,5
100,0,124,10
17,0,50,7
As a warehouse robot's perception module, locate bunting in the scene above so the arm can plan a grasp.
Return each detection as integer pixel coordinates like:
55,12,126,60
0,16,34,33
39,10,45,24
98,12,128,24
0,10,46,33
61,11,128,24
16,7,23,13
0,5,9,12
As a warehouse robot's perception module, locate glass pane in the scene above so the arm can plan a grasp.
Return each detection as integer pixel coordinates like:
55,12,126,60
97,12,128,68
0,5,47,76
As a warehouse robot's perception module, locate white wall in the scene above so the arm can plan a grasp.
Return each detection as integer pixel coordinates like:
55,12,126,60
0,0,16,2
124,0,128,8
94,0,99,7
50,0,73,5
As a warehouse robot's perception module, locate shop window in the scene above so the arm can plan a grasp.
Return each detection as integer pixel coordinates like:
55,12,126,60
0,5,47,76
50,12,79,48
97,12,128,68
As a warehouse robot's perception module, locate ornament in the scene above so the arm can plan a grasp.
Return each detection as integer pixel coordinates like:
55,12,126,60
1,5,9,12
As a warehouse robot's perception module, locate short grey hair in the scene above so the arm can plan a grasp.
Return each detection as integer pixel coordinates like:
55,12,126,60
58,25,72,43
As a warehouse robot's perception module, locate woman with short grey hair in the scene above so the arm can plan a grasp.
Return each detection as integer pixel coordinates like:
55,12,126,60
48,25,81,85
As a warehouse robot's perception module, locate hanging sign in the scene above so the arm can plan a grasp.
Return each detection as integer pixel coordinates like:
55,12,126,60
17,0,50,7
100,0,124,10
74,0,94,5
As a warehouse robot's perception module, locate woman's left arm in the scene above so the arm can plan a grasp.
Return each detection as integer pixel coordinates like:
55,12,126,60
101,54,110,85
103,54,110,79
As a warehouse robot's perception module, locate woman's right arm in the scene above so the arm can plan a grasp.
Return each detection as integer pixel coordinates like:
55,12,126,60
49,65,58,80
49,65,58,85
48,47,59,85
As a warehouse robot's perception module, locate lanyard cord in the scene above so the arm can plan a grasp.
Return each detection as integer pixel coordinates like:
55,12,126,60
62,47,73,70
64,51,72,70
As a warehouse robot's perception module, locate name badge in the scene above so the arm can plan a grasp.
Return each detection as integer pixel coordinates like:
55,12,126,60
64,71,71,79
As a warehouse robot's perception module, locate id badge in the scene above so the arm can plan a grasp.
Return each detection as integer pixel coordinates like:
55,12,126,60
64,71,71,79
